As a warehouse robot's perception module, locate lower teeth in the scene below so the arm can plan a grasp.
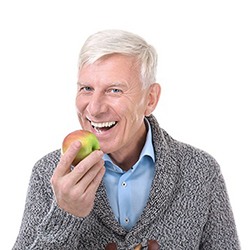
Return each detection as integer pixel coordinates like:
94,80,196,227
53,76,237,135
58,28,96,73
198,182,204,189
94,127,102,133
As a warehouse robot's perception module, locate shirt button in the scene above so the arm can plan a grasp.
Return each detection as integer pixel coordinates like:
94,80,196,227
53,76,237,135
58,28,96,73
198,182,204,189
125,218,129,224
121,181,127,187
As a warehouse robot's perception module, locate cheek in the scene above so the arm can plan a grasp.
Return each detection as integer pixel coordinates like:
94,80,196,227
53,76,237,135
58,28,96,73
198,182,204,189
119,94,147,114
118,104,145,129
75,96,87,113
128,98,148,121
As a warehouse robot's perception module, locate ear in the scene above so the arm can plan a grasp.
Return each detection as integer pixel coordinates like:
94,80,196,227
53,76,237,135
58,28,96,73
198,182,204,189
144,83,161,116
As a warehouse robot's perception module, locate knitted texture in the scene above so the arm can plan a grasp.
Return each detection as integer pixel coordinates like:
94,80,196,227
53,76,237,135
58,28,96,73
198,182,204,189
13,115,240,249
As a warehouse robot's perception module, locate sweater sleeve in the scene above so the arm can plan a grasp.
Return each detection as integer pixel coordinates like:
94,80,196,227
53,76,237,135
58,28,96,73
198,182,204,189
12,153,87,250
199,167,241,249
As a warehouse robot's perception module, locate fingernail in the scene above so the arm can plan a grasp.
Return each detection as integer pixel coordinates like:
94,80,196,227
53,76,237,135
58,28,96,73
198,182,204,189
98,150,104,157
74,140,82,148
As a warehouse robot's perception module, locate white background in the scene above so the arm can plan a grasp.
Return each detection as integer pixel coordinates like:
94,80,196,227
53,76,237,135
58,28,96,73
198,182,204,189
0,0,249,249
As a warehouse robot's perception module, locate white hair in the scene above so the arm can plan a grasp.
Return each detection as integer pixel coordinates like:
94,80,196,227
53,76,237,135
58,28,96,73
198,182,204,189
78,29,158,88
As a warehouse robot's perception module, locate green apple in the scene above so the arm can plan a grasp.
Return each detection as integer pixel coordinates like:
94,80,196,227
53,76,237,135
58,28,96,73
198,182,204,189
62,130,100,166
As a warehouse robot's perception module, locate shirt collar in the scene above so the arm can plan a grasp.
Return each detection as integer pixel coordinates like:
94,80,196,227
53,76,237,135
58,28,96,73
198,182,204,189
139,118,155,162
103,118,155,167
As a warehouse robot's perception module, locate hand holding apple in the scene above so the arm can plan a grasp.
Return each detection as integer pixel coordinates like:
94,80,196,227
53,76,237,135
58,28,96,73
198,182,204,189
62,130,100,166
51,130,104,217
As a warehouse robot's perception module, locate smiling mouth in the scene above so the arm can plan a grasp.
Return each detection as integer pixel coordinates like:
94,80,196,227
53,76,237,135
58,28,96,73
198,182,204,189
86,117,117,133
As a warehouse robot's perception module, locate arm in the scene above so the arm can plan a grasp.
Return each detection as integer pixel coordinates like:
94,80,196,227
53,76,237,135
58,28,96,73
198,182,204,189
12,152,85,249
13,142,105,249
200,169,241,249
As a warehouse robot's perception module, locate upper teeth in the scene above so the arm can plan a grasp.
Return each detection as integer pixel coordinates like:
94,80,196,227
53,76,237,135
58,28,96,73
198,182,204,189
91,121,116,128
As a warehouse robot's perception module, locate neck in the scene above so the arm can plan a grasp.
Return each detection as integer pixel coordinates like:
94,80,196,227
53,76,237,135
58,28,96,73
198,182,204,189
109,121,148,171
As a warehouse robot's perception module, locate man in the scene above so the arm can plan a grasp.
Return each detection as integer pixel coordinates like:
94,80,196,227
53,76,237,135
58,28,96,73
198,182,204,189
13,30,240,249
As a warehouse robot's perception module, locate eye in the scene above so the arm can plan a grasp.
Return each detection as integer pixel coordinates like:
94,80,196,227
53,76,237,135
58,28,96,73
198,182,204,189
79,86,94,92
108,88,123,94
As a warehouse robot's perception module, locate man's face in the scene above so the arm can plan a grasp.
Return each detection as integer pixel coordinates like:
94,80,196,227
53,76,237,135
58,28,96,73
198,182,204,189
76,54,155,159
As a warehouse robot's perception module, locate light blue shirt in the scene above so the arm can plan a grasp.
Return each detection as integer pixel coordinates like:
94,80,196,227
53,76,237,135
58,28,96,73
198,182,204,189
103,120,155,230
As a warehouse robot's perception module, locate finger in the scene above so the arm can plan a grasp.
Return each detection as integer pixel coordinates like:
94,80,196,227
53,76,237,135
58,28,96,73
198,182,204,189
80,164,106,201
55,140,82,177
89,164,106,192
72,159,105,196
69,150,104,184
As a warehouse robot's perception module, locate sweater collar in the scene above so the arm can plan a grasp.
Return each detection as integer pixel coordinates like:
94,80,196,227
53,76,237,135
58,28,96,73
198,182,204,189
93,114,179,237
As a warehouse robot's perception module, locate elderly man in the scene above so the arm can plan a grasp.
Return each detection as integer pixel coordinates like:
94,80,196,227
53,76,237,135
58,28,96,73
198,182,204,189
13,30,240,249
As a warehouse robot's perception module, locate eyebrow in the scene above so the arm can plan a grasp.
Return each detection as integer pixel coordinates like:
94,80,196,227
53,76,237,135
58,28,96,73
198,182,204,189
77,81,127,88
77,82,87,86
108,82,127,88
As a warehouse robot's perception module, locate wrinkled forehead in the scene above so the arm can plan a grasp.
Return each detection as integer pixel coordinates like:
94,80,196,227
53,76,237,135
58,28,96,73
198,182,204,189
78,54,142,87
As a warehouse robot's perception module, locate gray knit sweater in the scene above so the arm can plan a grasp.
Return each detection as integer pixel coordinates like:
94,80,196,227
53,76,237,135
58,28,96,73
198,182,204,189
13,115,240,249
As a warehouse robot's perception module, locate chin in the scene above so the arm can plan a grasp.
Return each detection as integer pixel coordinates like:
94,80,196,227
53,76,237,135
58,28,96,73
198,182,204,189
99,142,115,155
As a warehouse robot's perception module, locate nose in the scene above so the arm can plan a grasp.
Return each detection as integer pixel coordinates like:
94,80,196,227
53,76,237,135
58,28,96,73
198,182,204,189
86,92,108,117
